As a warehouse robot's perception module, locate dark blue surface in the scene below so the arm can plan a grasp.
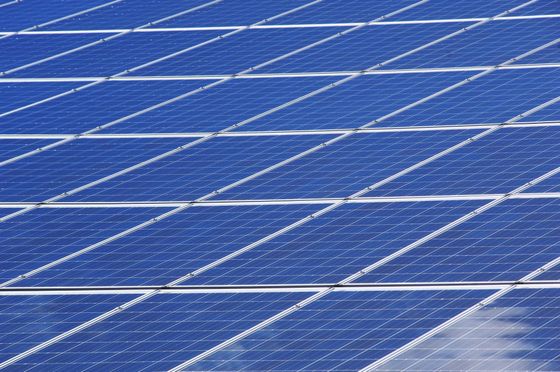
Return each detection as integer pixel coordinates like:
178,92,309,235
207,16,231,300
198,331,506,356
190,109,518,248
0,139,56,163
521,101,560,123
19,204,319,287
12,31,222,78
0,207,167,283
377,68,560,127
239,71,473,131
523,168,560,193
515,40,560,65
187,290,493,372
214,130,481,200
66,134,334,202
259,22,471,73
368,126,560,197
130,27,340,76
0,137,191,202
187,201,483,285
386,18,560,69
101,76,337,134
356,198,560,283
0,82,81,115
511,0,560,15
9,292,309,372
0,294,135,362
378,288,560,371
391,0,528,20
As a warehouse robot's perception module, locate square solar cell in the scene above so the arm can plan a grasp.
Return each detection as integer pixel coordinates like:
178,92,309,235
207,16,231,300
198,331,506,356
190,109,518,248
9,292,309,372
390,0,528,20
213,130,481,200
65,134,334,202
377,288,560,372
19,204,319,287
368,126,560,197
258,22,471,73
186,290,494,372
0,137,192,202
0,82,82,115
355,198,560,283
0,139,56,164
185,200,483,286
0,207,168,283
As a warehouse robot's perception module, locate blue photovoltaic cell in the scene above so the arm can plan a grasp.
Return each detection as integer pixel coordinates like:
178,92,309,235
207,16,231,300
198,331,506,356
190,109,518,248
0,294,135,363
187,290,494,372
511,0,560,15
41,0,212,30
0,207,167,283
19,204,319,287
9,292,309,372
0,80,214,134
0,137,191,202
514,41,560,65
270,0,418,24
376,68,560,127
187,200,483,286
239,71,473,131
129,27,340,76
368,126,560,197
390,0,528,20
386,18,560,69
520,101,560,123
101,76,337,134
153,0,310,28
356,198,560,283
12,31,222,78
0,0,111,31
0,139,56,163
0,34,108,75
214,130,480,201
378,288,560,371
0,82,81,115
259,22,470,73
523,168,560,193
65,134,334,202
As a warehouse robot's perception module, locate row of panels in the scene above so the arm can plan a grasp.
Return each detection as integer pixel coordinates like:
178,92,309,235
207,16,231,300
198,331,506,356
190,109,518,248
1,67,559,134
0,287,559,370
1,196,560,287
2,125,560,202
2,17,558,77
2,0,557,32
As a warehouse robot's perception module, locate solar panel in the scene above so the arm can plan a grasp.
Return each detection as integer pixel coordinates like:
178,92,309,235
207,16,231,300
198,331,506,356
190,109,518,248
2,0,560,370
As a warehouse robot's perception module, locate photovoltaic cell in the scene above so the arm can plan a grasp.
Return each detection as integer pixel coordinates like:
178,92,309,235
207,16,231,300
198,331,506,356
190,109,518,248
511,0,560,16
514,42,560,65
520,101,560,123
0,82,81,115
390,0,528,20
0,139,56,163
355,198,560,283
186,290,494,372
65,134,334,202
239,71,473,132
368,126,560,197
0,207,168,283
214,130,481,201
522,168,560,193
377,288,560,371
376,68,560,128
18,204,319,287
9,292,310,372
186,200,483,286
0,137,192,202
385,18,560,69
0,294,136,363
259,22,471,73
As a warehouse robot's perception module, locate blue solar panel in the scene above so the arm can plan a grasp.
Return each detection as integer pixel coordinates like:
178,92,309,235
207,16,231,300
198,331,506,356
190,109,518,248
9,292,310,371
18,204,318,287
514,41,560,65
0,207,167,283
520,102,560,123
0,82,81,115
511,0,560,16
368,126,560,197
259,22,471,73
376,68,560,127
391,0,529,20
385,18,560,69
0,293,135,362
11,31,222,78
0,139,56,163
185,201,483,286
377,288,560,371
186,290,494,372
239,71,473,131
356,198,560,283
65,134,334,202
0,137,191,202
213,130,481,200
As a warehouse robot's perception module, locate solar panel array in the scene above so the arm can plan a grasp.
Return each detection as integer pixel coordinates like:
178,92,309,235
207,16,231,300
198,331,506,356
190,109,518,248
1,0,560,370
